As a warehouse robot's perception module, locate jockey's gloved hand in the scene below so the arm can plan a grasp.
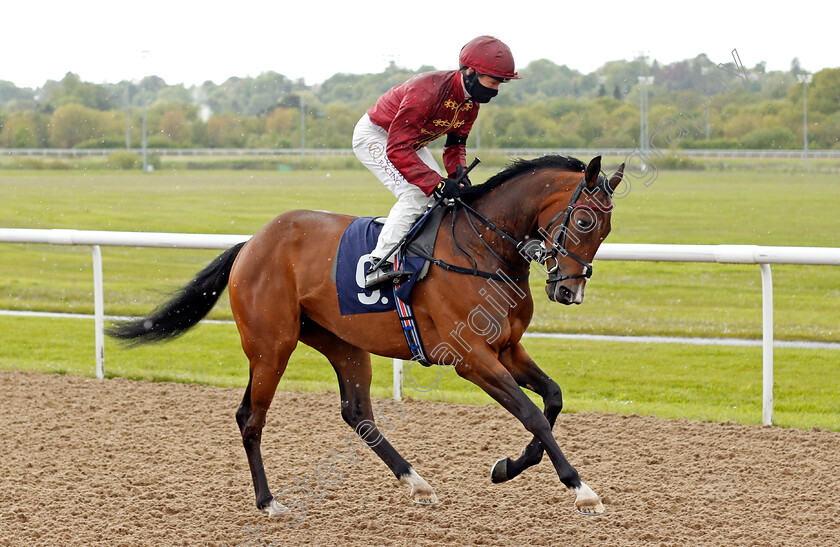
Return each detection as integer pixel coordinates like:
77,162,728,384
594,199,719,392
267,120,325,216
455,164,472,187
435,177,462,199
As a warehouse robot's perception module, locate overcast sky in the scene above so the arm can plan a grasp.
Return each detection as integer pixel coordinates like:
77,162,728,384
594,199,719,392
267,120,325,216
4,1,837,89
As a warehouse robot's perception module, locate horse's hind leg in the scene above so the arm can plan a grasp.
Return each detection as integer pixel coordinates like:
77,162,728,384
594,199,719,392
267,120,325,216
236,339,298,516
232,285,300,516
299,318,438,504
491,342,564,483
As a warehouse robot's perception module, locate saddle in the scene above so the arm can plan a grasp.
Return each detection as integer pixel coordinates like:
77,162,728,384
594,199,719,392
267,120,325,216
331,205,448,316
331,206,449,366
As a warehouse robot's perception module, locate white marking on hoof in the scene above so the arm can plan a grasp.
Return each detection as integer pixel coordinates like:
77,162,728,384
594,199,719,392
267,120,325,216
399,467,439,505
573,482,606,515
260,498,291,518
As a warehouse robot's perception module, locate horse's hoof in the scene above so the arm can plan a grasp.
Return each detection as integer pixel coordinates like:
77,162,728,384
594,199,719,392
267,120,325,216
491,457,510,483
575,497,606,515
400,467,440,505
260,498,291,518
574,482,606,516
410,488,440,505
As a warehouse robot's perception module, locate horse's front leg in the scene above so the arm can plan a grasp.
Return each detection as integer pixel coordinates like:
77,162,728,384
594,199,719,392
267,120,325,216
492,342,563,483
456,349,604,515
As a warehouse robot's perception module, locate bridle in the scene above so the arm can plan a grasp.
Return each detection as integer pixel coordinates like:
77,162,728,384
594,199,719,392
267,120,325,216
454,173,614,285
537,175,614,284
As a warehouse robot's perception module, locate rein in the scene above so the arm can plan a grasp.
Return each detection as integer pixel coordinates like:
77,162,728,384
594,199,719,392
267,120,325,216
449,174,613,285
408,210,529,283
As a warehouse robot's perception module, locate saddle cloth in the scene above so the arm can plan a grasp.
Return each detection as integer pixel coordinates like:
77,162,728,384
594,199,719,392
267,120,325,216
332,207,446,316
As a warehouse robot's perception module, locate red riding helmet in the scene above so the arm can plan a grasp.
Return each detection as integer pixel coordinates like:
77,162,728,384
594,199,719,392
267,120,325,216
459,36,522,81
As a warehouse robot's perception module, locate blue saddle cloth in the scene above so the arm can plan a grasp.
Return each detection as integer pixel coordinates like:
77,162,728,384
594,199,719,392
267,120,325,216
335,217,426,315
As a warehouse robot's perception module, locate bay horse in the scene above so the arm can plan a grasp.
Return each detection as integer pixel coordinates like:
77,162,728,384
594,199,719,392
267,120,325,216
108,155,624,516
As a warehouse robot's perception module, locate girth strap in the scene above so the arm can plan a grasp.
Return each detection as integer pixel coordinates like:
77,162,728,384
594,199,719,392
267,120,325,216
393,252,431,366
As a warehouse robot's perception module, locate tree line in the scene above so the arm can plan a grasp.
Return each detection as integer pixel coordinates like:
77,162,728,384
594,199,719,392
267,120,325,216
1,55,838,151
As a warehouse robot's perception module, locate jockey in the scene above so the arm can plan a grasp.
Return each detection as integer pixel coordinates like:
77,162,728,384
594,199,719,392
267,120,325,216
353,35,521,290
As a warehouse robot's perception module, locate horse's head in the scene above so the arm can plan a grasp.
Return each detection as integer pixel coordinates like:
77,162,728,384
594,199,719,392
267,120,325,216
536,156,624,305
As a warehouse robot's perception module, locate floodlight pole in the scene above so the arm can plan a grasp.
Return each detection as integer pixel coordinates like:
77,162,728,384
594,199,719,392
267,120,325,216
137,49,151,173
797,73,812,167
300,94,306,159
638,76,654,153
142,105,148,172
125,84,131,150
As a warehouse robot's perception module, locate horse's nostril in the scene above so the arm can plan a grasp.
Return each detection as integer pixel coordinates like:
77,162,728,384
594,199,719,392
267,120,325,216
561,286,572,301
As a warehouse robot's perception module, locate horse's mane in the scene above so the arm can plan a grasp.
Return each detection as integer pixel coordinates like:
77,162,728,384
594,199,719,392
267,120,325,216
459,155,587,204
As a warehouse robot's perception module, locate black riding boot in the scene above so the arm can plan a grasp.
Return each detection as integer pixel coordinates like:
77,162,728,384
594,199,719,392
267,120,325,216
364,260,413,290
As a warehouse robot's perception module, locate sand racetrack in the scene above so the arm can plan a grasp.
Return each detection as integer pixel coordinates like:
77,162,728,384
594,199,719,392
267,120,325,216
1,370,838,546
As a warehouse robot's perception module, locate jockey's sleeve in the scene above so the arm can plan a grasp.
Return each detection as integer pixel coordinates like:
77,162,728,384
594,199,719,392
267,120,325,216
442,126,472,178
384,102,443,195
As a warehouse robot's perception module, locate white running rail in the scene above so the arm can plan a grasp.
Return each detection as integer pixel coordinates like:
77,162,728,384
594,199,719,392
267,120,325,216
2,227,839,426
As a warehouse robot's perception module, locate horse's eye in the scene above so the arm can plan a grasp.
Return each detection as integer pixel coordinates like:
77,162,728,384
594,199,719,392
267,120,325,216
576,218,592,230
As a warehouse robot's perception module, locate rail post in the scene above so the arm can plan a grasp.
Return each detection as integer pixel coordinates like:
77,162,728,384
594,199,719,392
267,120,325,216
91,245,105,379
759,263,773,425
393,359,403,402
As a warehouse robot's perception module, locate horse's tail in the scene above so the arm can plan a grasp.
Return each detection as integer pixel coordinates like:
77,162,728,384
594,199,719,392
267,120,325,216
106,241,247,345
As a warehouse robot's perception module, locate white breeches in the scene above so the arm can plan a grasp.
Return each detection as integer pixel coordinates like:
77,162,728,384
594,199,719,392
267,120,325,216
352,113,440,262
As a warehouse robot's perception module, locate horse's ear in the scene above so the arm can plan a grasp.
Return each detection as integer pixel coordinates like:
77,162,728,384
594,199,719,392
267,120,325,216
585,156,602,187
608,163,625,193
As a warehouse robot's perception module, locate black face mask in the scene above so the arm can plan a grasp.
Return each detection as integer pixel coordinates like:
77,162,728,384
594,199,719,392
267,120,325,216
463,69,498,103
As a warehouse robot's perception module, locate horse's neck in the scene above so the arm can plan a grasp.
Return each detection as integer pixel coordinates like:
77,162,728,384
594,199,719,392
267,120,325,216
448,170,572,271
470,170,568,240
